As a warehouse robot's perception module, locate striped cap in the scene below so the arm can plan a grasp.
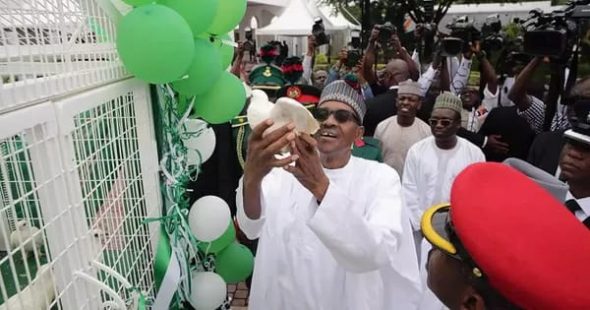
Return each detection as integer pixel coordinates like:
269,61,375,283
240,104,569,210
433,91,463,115
319,80,366,121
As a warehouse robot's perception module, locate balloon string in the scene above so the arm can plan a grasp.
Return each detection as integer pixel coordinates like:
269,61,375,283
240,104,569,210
220,39,238,48
154,84,207,307
178,97,195,128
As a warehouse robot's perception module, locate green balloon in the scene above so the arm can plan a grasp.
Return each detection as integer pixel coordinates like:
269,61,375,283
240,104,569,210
117,5,194,84
215,242,254,283
177,94,192,115
194,71,246,124
207,0,247,35
215,34,235,69
171,38,222,96
122,0,154,6
159,0,218,36
198,222,235,254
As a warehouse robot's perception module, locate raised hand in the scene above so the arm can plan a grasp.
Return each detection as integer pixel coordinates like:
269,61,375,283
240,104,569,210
284,133,329,201
244,120,299,183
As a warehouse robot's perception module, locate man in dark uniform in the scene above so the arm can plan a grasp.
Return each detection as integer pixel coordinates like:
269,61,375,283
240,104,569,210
421,162,590,309
528,77,590,174
559,110,590,228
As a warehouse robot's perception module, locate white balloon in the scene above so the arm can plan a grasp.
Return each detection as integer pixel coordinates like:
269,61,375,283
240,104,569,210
182,119,216,165
190,271,227,310
189,196,231,242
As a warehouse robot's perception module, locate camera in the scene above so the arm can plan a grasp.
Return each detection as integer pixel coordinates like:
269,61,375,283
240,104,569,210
376,22,397,43
346,50,362,68
522,0,589,59
442,16,481,56
481,14,504,53
312,17,329,46
422,0,435,23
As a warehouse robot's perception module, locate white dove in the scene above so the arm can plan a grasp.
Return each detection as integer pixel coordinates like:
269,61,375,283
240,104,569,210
10,221,43,257
89,228,106,261
247,90,319,136
0,264,56,310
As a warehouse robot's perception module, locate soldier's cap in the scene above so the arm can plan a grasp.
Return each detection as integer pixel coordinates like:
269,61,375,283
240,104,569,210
249,64,287,91
502,158,569,202
421,162,590,309
564,98,590,146
281,57,304,85
259,43,279,65
276,85,321,106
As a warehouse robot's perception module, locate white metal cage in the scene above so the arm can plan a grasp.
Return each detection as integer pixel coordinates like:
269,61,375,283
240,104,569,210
0,79,161,309
0,0,129,113
0,0,161,308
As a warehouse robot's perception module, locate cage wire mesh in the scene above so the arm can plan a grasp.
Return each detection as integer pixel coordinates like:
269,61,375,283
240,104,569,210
0,132,53,307
0,105,102,310
70,92,156,305
0,0,128,112
0,0,160,308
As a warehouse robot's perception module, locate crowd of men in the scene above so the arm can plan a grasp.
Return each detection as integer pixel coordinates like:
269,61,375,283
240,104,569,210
189,23,590,309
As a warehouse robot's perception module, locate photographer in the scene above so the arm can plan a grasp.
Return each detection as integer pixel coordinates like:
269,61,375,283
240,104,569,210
508,57,571,134
528,78,590,175
474,49,537,162
363,25,419,95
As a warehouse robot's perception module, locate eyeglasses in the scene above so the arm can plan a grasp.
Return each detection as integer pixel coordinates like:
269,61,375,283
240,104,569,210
429,118,454,127
313,108,360,125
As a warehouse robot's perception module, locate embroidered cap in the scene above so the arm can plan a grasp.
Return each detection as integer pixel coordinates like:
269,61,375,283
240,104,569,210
319,80,366,122
398,79,423,97
433,91,463,115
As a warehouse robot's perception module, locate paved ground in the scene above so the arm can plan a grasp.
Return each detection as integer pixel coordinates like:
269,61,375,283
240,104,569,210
229,282,249,309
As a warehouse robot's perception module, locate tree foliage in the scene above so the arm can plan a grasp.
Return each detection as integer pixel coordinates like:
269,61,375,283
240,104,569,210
321,0,543,27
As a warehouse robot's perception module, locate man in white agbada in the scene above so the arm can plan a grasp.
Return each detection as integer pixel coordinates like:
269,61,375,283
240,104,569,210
402,92,485,310
374,79,431,177
237,80,421,309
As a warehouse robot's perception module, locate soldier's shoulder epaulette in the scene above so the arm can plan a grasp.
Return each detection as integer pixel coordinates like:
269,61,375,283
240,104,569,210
231,115,249,128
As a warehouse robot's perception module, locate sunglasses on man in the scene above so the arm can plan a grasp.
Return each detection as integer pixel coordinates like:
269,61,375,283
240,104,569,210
428,118,455,127
313,108,361,125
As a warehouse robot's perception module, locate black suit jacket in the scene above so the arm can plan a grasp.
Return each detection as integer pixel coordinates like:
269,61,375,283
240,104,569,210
478,106,536,162
527,129,566,175
457,107,536,162
187,123,242,216
363,89,397,137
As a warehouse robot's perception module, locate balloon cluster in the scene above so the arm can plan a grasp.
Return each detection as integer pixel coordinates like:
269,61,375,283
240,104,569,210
188,196,254,310
157,87,255,310
116,0,247,124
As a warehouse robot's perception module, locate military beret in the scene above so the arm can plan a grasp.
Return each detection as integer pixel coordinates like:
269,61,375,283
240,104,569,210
276,85,321,106
422,162,590,309
248,64,287,91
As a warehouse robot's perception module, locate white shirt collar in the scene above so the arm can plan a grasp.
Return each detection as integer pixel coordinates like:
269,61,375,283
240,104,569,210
566,192,590,217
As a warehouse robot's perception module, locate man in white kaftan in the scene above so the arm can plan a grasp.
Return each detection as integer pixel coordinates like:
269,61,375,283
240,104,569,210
402,92,485,310
237,80,421,310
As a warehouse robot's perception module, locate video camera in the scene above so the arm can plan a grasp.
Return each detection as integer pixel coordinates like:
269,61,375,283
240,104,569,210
481,14,504,53
312,17,330,46
521,0,590,59
441,16,481,56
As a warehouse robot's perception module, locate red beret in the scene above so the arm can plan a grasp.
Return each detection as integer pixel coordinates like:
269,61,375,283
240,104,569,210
451,163,590,309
